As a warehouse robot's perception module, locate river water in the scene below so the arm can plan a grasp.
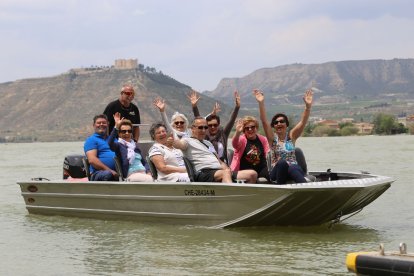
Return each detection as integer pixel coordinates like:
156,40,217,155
1,135,413,275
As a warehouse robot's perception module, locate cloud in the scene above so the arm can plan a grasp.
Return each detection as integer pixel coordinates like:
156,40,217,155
0,0,414,90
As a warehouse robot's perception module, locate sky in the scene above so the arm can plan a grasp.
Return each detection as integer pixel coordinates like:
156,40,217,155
1,0,414,91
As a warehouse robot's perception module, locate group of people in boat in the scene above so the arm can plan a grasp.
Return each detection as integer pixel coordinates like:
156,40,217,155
82,83,313,184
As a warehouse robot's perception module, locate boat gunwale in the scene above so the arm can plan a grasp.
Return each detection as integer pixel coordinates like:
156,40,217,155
17,171,394,190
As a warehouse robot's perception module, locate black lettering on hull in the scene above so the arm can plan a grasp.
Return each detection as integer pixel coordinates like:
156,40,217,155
184,189,215,196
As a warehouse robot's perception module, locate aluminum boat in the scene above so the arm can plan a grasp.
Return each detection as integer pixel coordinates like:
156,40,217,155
17,171,393,228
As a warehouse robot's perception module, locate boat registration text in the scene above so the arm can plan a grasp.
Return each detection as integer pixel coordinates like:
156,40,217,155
184,189,215,196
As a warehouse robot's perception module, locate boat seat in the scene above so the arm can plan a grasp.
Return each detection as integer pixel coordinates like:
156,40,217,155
295,148,316,182
82,157,91,180
113,156,125,181
183,157,197,182
146,156,158,181
138,141,154,159
295,147,307,174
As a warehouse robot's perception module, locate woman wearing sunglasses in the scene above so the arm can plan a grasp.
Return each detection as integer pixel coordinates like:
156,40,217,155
254,89,313,184
153,97,192,139
230,116,270,182
148,123,190,182
108,112,152,182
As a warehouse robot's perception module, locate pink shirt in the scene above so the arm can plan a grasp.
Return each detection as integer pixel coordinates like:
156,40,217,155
230,134,270,171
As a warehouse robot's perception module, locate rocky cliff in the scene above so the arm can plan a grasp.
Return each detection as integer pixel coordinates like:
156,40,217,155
206,58,414,106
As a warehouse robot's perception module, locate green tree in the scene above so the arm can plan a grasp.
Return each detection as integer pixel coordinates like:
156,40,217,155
327,128,340,136
373,113,396,135
340,125,359,136
339,122,353,129
303,123,315,137
311,125,328,136
394,123,408,134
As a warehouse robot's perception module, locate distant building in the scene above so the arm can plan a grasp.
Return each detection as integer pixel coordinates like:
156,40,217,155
397,116,407,126
114,59,138,69
341,118,355,123
309,116,323,123
316,119,340,130
406,114,414,128
354,122,374,135
407,114,414,122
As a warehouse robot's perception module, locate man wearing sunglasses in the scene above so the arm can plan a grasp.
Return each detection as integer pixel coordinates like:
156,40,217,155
188,90,240,165
173,116,257,183
104,84,141,142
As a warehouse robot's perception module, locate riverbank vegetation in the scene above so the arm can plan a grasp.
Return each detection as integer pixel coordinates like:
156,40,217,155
302,113,410,137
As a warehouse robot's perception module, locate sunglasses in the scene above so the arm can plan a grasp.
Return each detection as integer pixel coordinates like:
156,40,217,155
174,121,185,126
123,91,134,96
244,125,256,131
194,125,209,130
120,129,132,134
273,119,286,125
208,123,219,128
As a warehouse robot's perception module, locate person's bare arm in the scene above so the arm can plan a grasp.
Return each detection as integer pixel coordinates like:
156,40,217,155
86,149,118,176
187,90,201,117
153,97,174,134
290,89,313,142
151,155,186,174
172,131,188,150
253,89,273,144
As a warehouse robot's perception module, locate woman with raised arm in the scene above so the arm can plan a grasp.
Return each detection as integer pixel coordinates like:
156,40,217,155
107,112,152,182
231,116,270,182
153,97,191,139
254,89,313,184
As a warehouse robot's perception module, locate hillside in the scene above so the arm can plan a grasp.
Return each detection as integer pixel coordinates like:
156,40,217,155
205,58,414,123
2,58,414,142
208,59,414,102
0,68,231,142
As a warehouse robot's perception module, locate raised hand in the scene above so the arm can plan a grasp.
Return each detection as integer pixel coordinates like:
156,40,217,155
113,112,124,129
253,89,264,103
153,97,165,112
212,102,221,115
235,118,244,134
234,90,241,107
303,89,313,109
187,90,200,107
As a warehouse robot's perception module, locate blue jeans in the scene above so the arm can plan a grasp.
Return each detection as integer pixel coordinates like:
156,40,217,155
91,170,116,181
270,160,306,184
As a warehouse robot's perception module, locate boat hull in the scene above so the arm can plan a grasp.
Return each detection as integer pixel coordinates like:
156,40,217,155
17,172,393,228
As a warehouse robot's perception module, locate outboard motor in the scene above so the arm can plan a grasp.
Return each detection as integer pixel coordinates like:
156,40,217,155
63,154,87,179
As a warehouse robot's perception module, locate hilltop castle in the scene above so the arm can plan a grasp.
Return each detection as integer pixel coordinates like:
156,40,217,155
69,58,139,74
114,58,138,69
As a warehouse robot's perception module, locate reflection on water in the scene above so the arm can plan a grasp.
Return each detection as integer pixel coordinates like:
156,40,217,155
1,136,414,275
